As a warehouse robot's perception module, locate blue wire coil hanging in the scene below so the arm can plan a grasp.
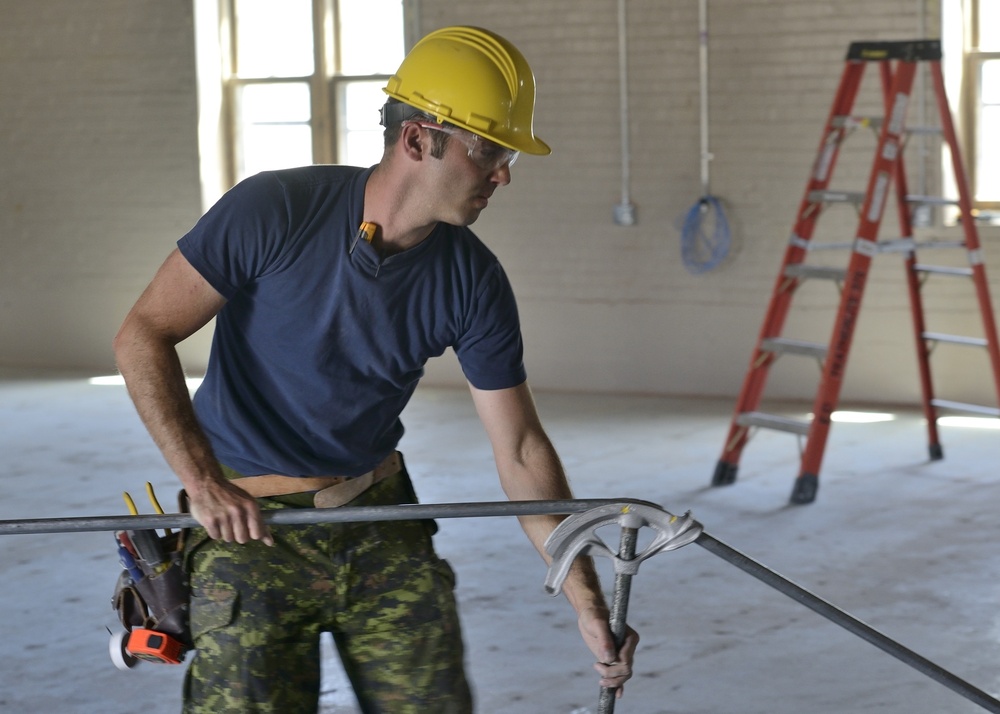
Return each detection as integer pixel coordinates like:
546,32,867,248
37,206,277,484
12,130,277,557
680,195,730,274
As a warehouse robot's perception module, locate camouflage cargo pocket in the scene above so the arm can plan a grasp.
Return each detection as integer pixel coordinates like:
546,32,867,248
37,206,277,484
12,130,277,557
189,586,239,642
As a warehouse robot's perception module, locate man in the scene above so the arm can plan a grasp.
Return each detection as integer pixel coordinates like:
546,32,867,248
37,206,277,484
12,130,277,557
114,26,637,713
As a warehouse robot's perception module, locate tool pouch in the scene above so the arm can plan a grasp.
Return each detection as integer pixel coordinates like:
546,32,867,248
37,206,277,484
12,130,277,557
112,531,192,647
111,493,193,654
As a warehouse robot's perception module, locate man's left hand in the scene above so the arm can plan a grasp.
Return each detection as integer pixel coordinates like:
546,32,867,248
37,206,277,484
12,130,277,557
578,606,639,697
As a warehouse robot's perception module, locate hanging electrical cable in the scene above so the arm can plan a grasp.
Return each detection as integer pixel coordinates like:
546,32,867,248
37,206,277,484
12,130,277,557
680,195,730,273
680,0,731,274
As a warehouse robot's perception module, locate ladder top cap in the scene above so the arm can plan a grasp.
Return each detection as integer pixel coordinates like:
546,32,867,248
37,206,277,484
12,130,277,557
846,39,941,62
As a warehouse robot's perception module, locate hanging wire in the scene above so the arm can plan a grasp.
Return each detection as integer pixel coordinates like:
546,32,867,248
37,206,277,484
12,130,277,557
679,0,732,275
680,195,731,273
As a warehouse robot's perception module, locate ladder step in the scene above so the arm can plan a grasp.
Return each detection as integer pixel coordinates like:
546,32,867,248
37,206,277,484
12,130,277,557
784,263,847,281
803,241,855,251
760,337,828,359
906,126,945,136
905,195,961,206
807,191,960,208
830,116,942,136
736,411,812,436
808,189,863,204
913,264,973,277
830,115,882,130
922,332,988,347
911,240,967,250
805,238,966,253
931,399,1000,417
879,239,967,254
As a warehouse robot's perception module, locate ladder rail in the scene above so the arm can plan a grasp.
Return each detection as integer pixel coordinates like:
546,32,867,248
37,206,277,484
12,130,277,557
883,58,943,458
796,57,921,502
930,62,1000,408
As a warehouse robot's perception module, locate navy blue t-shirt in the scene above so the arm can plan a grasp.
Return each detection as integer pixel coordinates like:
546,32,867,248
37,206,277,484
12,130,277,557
177,165,526,477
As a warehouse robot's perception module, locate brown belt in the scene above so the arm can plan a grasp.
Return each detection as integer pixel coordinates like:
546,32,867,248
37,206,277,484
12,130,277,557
230,451,402,508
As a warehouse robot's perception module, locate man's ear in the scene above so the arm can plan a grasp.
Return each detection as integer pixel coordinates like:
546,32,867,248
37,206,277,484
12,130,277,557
399,123,427,162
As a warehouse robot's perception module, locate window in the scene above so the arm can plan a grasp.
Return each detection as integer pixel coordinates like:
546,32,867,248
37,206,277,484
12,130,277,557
944,0,1000,214
195,0,406,202
967,1,1000,208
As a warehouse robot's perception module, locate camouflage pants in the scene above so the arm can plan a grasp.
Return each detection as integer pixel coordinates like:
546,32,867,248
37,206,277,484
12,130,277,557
182,464,473,714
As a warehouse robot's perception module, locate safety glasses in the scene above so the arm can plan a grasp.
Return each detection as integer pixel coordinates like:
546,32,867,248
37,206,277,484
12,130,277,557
405,121,519,172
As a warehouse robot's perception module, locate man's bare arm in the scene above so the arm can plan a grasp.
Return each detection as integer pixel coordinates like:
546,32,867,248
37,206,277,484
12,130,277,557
468,381,637,693
113,249,271,545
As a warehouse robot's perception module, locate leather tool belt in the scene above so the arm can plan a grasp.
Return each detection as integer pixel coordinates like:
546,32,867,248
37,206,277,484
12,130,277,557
229,451,402,508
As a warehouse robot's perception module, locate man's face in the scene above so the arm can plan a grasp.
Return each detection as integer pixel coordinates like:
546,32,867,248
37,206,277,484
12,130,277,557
410,122,516,226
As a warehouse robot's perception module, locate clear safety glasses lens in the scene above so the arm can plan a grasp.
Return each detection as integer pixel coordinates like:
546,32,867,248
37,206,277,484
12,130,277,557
463,132,519,172
408,121,518,172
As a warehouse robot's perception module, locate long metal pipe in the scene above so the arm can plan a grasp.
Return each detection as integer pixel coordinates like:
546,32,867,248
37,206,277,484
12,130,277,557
699,0,712,196
617,0,632,209
2,498,997,711
0,498,657,536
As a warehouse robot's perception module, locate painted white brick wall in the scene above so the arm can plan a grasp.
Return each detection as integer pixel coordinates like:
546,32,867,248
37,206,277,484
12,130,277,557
2,0,997,408
0,0,205,373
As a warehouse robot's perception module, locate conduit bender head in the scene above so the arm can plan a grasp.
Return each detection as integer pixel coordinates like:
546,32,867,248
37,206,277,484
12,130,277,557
543,503,703,596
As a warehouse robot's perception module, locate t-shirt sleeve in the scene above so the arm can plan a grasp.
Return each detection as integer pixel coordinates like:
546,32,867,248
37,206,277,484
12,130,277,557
176,173,290,299
454,261,527,390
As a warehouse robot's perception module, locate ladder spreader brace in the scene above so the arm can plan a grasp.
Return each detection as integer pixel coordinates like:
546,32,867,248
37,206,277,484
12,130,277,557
712,39,1000,505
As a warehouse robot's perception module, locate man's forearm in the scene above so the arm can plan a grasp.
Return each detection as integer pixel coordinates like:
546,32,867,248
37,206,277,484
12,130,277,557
113,329,223,495
495,444,609,616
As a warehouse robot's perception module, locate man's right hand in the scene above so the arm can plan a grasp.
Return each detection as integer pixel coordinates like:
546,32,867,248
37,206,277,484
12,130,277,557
189,479,274,546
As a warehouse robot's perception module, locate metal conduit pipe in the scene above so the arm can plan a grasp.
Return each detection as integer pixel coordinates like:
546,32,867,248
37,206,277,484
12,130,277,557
913,0,931,225
3,499,998,711
699,0,712,196
613,0,637,226
0,498,654,535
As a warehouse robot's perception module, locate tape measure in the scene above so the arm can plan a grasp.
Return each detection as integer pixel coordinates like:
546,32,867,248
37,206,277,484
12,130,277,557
125,628,186,665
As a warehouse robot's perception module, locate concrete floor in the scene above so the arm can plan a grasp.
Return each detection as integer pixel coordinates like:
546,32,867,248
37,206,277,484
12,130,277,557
1,374,999,713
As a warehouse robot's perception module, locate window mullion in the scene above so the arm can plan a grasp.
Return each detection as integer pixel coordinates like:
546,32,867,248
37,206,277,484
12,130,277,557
221,0,239,188
312,0,335,165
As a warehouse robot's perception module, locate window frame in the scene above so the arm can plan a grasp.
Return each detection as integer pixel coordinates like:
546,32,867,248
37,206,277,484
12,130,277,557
957,0,1000,211
216,0,409,189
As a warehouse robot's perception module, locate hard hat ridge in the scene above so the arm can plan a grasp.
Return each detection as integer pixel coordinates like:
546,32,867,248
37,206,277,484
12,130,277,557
444,26,520,100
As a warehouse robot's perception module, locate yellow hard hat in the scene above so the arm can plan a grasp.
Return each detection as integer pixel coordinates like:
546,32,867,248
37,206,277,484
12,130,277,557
383,26,551,156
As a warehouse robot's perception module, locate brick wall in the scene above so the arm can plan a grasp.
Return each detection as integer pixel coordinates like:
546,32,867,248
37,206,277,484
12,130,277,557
2,0,996,407
0,0,205,374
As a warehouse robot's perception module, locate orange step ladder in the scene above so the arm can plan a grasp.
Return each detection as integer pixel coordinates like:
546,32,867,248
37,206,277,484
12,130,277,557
712,39,1000,505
